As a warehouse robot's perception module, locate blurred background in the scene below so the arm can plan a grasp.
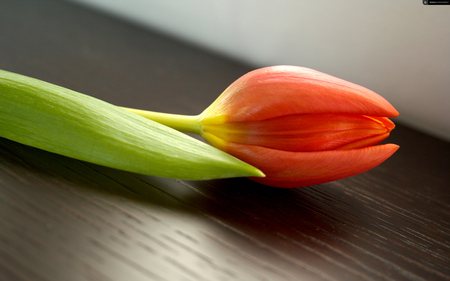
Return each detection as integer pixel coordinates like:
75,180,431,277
66,0,450,141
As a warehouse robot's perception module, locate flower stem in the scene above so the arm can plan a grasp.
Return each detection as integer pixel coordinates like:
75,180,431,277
122,107,201,134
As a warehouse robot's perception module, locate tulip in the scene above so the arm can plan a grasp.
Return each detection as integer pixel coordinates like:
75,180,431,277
125,65,399,188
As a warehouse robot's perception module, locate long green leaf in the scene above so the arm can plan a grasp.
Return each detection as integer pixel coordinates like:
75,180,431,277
0,69,264,180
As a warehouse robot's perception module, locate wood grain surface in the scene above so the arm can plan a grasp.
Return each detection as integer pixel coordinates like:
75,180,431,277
1,0,449,280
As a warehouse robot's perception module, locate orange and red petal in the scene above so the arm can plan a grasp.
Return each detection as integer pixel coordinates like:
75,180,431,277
200,66,399,124
208,137,399,188
203,114,395,152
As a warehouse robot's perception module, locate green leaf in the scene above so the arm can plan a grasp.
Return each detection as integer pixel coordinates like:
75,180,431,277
0,69,264,180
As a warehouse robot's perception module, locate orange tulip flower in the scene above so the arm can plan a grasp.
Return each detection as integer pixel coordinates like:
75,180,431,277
126,66,399,188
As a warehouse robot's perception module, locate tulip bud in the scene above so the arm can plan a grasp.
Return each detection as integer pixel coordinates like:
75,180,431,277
126,65,399,188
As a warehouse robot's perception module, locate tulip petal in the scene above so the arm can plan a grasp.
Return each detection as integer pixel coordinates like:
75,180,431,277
203,114,395,152
201,66,399,124
204,132,399,188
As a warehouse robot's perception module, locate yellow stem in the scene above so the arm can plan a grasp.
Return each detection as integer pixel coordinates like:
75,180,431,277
122,107,201,135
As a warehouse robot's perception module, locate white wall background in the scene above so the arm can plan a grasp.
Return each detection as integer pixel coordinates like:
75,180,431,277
67,0,450,141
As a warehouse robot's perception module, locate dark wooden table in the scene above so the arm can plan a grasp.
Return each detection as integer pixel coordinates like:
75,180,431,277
1,1,449,280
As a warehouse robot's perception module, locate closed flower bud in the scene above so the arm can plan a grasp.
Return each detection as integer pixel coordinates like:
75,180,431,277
127,66,399,188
